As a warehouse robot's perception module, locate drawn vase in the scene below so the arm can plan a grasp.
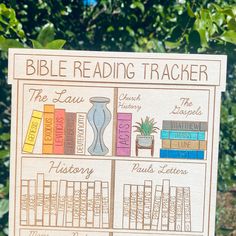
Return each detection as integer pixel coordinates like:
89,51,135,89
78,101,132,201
87,97,111,156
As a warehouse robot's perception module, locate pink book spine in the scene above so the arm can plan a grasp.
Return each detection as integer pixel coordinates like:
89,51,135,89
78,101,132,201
53,109,65,154
116,113,132,156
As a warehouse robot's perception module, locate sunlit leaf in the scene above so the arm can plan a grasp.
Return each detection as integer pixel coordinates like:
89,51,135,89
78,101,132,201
0,199,9,218
130,2,145,13
31,39,43,49
37,22,55,46
45,39,66,49
220,30,236,44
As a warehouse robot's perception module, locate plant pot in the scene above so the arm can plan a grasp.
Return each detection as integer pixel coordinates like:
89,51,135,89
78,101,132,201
136,135,154,147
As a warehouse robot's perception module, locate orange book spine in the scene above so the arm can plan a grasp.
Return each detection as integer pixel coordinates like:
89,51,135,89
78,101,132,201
53,109,65,154
43,104,55,154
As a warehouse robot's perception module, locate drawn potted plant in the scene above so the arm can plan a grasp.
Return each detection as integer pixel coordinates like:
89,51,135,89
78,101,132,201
133,116,159,156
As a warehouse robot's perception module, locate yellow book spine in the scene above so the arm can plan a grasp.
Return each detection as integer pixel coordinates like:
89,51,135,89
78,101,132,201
43,105,55,154
23,110,43,153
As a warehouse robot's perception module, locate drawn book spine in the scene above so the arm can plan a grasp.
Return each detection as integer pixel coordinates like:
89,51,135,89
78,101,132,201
123,184,130,229
66,181,74,227
176,187,184,231
36,174,44,226
137,185,144,230
151,185,162,230
162,121,208,131
102,182,109,228
43,105,55,154
162,140,207,150
73,181,81,227
161,180,170,231
53,109,65,154
94,181,102,228
161,130,205,140
87,182,95,227
160,149,204,159
57,180,67,227
169,186,177,231
20,180,29,225
143,180,152,230
75,113,87,155
116,113,132,156
43,180,51,226
23,110,43,153
183,187,191,232
80,182,87,227
130,185,137,229
50,181,58,226
64,112,76,154
28,180,36,225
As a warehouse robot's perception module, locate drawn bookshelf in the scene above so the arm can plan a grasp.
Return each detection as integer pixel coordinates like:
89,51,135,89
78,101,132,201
22,86,209,161
8,49,226,236
18,85,209,236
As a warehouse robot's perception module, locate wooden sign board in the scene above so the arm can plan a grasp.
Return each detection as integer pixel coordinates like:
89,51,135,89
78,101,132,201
8,49,227,236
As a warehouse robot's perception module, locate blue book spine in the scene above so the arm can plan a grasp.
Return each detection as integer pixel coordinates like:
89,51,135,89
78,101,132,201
160,130,205,141
160,149,205,159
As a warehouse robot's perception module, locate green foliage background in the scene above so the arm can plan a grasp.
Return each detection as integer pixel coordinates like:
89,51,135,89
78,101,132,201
0,1,235,235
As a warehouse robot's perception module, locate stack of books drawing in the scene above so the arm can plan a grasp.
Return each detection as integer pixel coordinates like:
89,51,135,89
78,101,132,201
160,120,208,159
23,104,87,155
122,179,191,232
20,174,109,228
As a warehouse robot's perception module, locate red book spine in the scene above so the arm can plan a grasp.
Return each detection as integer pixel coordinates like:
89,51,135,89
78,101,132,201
53,109,65,154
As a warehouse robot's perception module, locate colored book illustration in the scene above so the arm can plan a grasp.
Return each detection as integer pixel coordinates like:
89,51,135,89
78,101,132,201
43,105,55,154
160,120,208,159
161,130,205,140
64,112,76,155
116,113,132,156
23,110,43,153
23,104,88,155
54,109,65,154
122,179,192,232
20,175,110,228
162,121,208,131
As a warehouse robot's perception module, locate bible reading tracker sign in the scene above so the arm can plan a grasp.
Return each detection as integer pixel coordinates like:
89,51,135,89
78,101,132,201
8,49,227,236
